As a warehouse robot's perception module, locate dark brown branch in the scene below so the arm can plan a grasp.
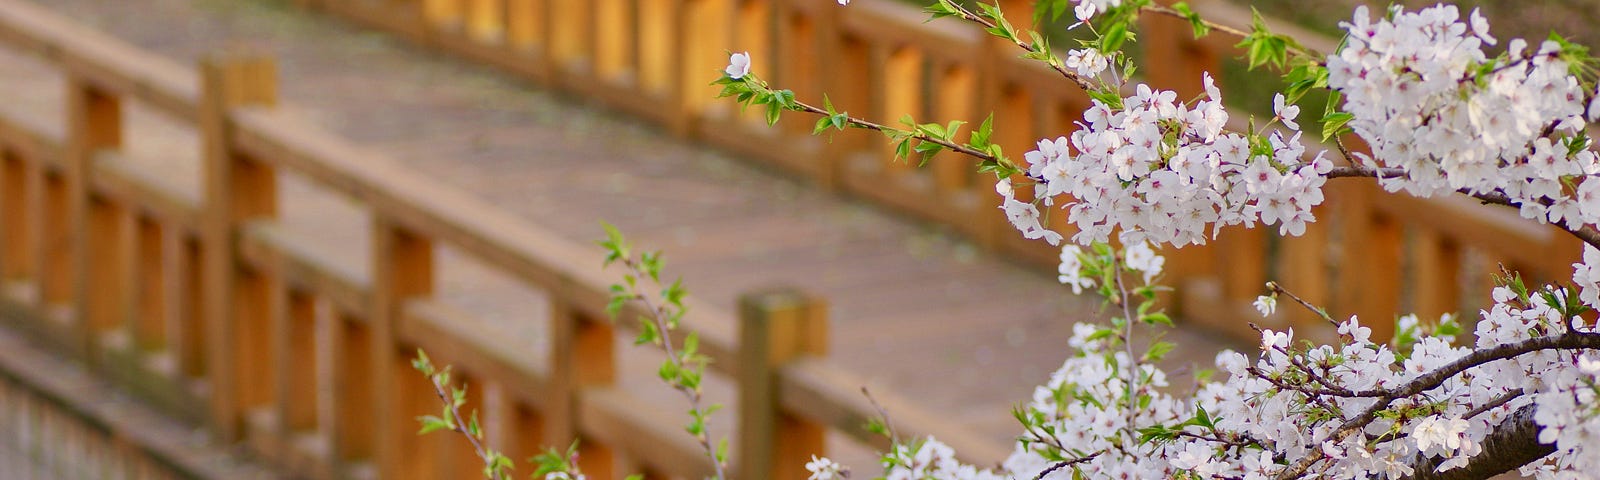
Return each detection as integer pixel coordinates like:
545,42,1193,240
791,100,999,162
1033,452,1102,480
1276,332,1600,479
1400,404,1556,480
1325,166,1600,250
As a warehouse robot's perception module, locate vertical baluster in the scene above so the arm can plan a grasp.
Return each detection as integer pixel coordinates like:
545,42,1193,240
876,45,923,175
1412,230,1460,321
677,0,732,121
39,171,69,314
200,54,279,440
1334,184,1402,340
84,194,133,358
1280,222,1332,337
443,372,485,479
821,32,870,187
484,385,544,476
548,1,592,74
932,64,975,197
276,290,319,454
371,220,435,480
466,0,503,43
424,0,464,31
738,288,828,480
547,300,616,478
177,237,206,380
134,218,166,353
505,0,545,53
331,311,375,471
594,0,635,82
0,149,33,288
636,0,676,98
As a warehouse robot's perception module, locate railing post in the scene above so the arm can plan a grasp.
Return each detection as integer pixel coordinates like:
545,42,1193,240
547,301,617,478
738,287,827,480
58,77,122,357
199,54,279,441
371,219,436,480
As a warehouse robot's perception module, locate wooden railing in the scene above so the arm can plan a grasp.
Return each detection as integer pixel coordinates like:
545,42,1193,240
0,1,1008,479
294,0,1584,341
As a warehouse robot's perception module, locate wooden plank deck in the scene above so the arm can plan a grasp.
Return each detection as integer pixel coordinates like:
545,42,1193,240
2,0,1249,471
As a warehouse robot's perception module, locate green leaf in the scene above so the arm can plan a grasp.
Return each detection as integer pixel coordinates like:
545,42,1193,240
1320,112,1353,142
1100,21,1129,53
416,415,450,435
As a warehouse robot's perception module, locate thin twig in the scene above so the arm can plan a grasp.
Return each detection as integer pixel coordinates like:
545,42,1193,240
1266,281,1336,328
1033,451,1103,480
860,387,900,446
942,1,1093,90
425,374,505,480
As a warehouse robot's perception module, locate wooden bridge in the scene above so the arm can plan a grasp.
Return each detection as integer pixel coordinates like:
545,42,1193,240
0,0,1578,478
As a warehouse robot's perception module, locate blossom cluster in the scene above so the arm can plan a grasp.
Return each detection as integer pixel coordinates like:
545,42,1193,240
1328,5,1600,227
815,280,1600,480
999,78,1330,247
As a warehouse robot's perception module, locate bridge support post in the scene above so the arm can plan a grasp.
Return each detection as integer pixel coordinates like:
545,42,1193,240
738,287,827,480
199,54,279,442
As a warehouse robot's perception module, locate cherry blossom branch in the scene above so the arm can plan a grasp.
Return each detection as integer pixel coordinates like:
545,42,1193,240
790,100,1000,162
1032,451,1103,480
1276,331,1600,479
1399,404,1555,480
1135,4,1254,46
1265,281,1335,327
938,1,1093,90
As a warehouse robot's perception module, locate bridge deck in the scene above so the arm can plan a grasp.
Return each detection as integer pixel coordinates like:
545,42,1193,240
1,0,1246,469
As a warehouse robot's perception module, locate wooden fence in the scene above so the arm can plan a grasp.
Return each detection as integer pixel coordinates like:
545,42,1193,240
294,0,1584,341
0,1,1007,479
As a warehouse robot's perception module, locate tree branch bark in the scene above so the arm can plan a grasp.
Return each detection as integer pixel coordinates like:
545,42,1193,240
1402,404,1555,480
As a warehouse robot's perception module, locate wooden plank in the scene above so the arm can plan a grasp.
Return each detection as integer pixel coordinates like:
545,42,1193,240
0,148,34,282
370,219,435,480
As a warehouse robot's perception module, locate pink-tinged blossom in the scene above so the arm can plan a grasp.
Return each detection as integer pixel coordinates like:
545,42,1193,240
724,52,751,79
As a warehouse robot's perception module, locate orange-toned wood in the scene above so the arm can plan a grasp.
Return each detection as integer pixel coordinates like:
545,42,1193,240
738,288,828,480
677,0,732,114
594,0,633,80
199,54,278,440
1280,222,1330,333
547,0,590,70
134,217,166,351
1412,230,1461,322
331,312,376,464
423,0,464,30
876,45,922,174
504,0,544,51
39,171,70,308
0,149,33,282
932,64,976,195
177,238,206,379
83,196,131,345
636,0,676,97
64,80,122,332
234,265,279,424
546,299,616,477
371,220,435,480
465,0,503,42
393,348,446,480
276,289,318,434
